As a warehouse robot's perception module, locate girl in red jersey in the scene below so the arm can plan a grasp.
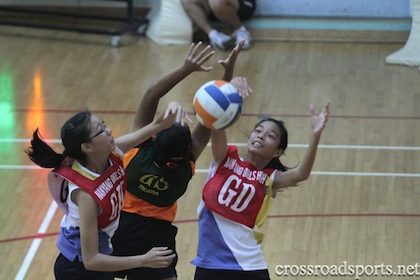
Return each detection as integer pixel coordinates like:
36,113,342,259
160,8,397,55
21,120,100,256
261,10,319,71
26,102,186,279
192,101,330,280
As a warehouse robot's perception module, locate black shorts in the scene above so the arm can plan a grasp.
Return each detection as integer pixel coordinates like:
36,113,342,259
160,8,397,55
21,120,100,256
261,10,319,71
194,267,270,280
111,211,178,279
54,253,114,280
209,0,257,22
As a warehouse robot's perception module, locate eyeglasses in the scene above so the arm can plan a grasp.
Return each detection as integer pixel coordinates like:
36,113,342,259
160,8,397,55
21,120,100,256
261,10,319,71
87,121,106,142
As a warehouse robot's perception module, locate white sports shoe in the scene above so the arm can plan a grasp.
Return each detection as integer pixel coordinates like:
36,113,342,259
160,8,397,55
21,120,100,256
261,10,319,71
234,28,251,50
209,31,235,51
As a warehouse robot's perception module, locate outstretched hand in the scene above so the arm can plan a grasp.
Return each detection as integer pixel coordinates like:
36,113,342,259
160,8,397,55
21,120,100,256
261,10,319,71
162,101,193,127
230,76,252,99
184,41,215,72
142,247,176,268
310,100,330,135
218,39,244,72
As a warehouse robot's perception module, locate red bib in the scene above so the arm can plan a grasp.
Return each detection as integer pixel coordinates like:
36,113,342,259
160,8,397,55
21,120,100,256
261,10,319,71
202,146,274,228
48,153,126,228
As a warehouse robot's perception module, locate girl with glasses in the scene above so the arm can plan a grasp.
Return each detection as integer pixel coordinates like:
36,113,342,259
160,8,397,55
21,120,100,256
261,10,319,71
26,102,187,279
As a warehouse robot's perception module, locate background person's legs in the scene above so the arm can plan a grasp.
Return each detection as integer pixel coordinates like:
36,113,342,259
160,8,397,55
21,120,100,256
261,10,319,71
385,0,420,67
182,0,236,50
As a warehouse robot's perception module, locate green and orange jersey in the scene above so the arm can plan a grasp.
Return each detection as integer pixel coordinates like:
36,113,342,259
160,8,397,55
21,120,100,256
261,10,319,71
121,141,195,222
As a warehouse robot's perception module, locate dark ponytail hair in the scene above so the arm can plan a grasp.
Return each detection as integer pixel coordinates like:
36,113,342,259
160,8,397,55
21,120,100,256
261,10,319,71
26,111,92,168
254,118,289,172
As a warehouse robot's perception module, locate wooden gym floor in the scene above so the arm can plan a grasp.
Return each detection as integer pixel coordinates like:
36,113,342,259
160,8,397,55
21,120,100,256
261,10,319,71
0,22,419,280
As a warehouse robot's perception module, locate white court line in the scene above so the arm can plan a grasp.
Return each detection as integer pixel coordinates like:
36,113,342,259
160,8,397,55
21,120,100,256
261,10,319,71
2,138,420,150
2,142,420,175
195,169,420,177
0,165,420,177
229,143,420,150
2,165,419,177
1,165,41,170
15,201,58,280
1,138,62,144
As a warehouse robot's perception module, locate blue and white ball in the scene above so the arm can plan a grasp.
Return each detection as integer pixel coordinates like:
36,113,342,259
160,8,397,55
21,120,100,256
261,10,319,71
193,80,242,130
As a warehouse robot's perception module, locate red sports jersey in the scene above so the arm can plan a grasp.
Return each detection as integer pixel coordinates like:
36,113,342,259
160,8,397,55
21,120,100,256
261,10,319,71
48,153,126,228
202,146,275,228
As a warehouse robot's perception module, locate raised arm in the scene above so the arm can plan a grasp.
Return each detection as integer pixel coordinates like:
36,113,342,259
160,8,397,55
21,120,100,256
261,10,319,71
190,40,248,161
131,42,214,132
117,102,190,153
273,100,330,190
210,129,229,166
218,39,244,82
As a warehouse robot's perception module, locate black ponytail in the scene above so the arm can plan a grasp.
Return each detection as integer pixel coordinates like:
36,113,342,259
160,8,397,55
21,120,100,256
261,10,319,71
26,128,65,168
26,111,92,168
